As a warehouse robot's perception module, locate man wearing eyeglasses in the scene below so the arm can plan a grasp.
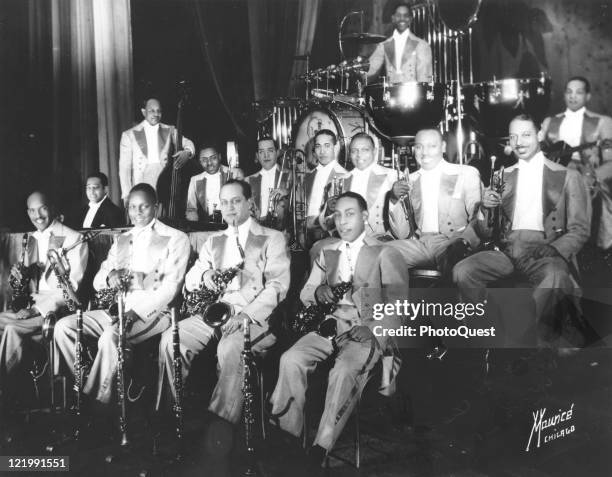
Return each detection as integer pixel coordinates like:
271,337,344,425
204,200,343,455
454,114,591,346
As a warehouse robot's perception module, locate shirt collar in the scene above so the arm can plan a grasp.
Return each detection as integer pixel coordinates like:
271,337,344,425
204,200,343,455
260,165,277,176
88,195,107,209
131,217,156,236
352,161,376,176
33,220,58,241
204,170,222,178
517,151,545,170
420,158,445,176
343,230,366,249
316,160,338,172
392,29,411,41
226,217,252,237
143,121,160,132
564,107,586,118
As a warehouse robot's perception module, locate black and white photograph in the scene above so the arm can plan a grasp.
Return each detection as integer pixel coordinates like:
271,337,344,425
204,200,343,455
1,0,612,475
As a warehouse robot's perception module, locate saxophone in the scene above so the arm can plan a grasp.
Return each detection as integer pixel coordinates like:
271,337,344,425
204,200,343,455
181,263,243,318
91,270,133,316
10,233,33,311
47,248,82,312
292,281,353,338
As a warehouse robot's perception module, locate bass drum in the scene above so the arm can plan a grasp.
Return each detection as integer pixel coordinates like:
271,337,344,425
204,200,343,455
292,101,382,170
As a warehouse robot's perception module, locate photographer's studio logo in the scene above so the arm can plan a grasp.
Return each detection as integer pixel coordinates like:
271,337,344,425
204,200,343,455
526,403,575,452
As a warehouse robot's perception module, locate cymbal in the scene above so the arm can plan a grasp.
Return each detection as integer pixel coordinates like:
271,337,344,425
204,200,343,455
340,33,386,44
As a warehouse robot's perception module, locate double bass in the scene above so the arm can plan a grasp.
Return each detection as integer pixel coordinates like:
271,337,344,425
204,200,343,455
156,82,197,223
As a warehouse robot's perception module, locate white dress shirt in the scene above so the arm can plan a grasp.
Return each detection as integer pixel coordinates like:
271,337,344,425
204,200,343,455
393,29,410,70
222,217,251,291
308,160,338,217
512,152,545,231
83,196,107,228
419,163,443,233
129,218,157,273
33,224,53,291
204,171,222,214
349,162,376,202
143,122,160,164
559,107,585,148
259,165,278,217
336,231,365,305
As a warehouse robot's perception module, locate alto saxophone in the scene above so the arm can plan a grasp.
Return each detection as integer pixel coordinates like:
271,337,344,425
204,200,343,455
10,233,33,311
181,263,243,318
292,281,353,338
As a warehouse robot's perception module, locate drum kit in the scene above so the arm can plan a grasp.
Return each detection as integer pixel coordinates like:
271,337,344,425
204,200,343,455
254,0,553,169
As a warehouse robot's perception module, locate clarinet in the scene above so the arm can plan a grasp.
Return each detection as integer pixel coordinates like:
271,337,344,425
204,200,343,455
74,308,84,439
171,307,184,459
242,314,257,476
116,287,129,447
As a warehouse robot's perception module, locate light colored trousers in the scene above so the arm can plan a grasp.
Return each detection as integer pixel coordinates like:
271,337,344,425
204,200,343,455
387,233,453,269
269,330,381,451
453,230,578,340
156,315,276,423
0,313,43,393
53,309,170,403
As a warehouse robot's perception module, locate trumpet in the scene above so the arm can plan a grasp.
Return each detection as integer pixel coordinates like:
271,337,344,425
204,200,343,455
393,147,418,239
10,233,33,311
484,156,505,251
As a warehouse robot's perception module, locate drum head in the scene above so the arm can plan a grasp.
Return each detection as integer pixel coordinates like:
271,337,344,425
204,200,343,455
364,82,446,139
292,102,380,169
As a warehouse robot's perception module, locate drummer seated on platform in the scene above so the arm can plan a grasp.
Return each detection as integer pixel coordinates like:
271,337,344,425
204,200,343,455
386,128,482,278
156,180,290,420
245,137,291,230
305,129,347,245
366,2,433,83
53,183,190,404
0,191,88,411
310,133,399,262
269,191,408,468
185,145,244,222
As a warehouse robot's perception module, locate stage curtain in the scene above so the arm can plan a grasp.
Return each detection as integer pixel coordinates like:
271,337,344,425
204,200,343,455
92,0,134,206
248,0,299,100
288,0,321,97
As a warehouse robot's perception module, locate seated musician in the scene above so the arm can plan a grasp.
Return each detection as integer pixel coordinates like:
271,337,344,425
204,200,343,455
386,128,482,276
454,114,591,344
54,183,190,404
305,129,347,245
73,172,124,229
311,133,399,261
540,76,612,250
1,191,87,408
156,180,290,422
366,2,433,83
269,191,408,467
245,137,291,230
185,145,244,222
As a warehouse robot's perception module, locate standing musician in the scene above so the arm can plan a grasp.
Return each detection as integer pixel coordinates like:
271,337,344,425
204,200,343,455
454,115,591,343
156,180,290,421
304,130,348,245
269,192,408,467
119,97,195,205
75,172,124,229
367,2,433,83
0,191,87,406
185,146,244,222
540,76,612,250
53,183,190,404
245,137,291,229
387,129,482,275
